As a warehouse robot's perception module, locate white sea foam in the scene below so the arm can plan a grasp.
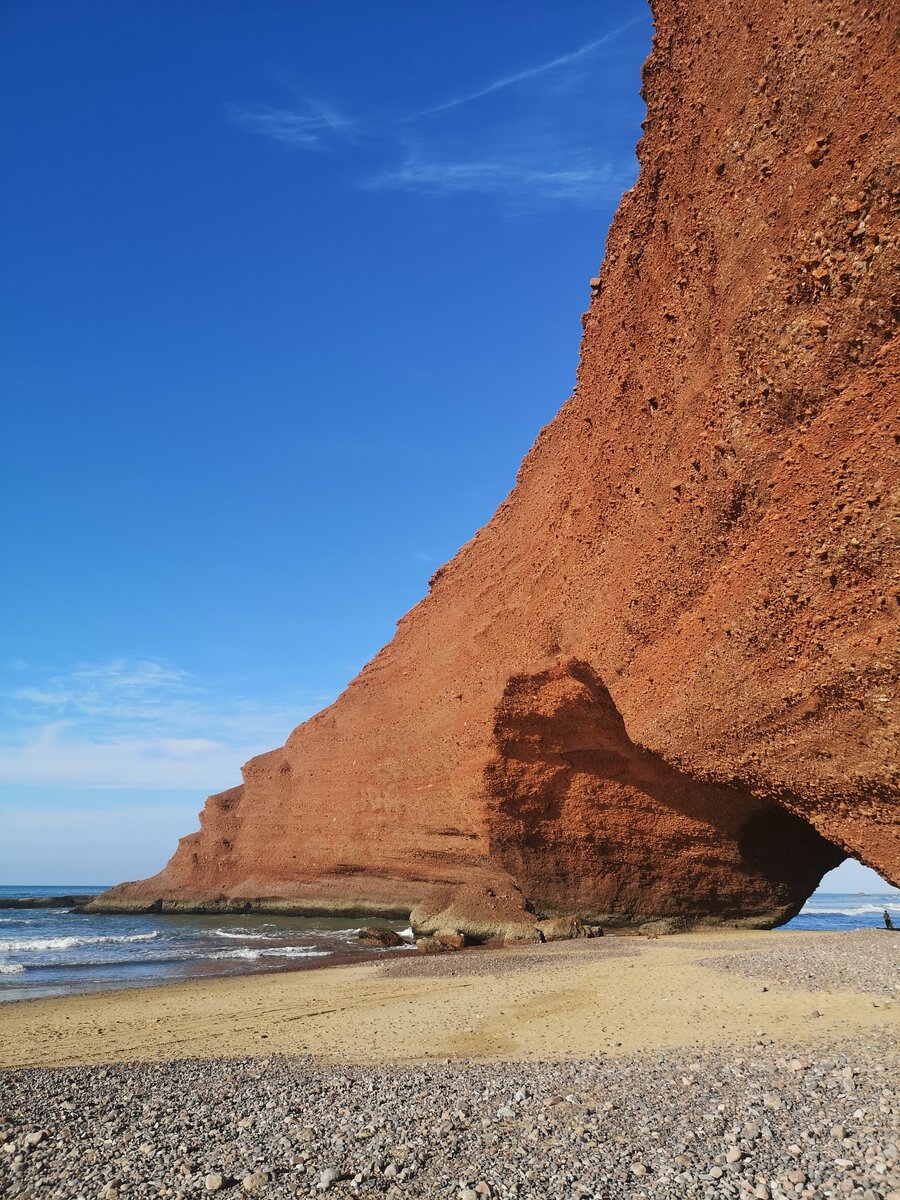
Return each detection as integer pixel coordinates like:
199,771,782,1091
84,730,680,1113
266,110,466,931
205,928,274,940
209,946,331,961
272,946,332,959
0,932,160,953
208,947,268,960
801,902,898,916
0,963,25,974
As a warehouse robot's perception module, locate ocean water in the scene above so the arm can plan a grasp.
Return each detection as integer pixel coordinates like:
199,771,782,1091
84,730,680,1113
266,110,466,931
1,886,897,1002
781,890,900,932
0,885,414,1003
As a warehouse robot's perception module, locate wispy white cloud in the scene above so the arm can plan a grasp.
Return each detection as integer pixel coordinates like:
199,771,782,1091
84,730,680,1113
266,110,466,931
410,16,645,118
366,153,628,206
0,658,323,790
227,99,354,148
227,15,647,209
11,659,198,718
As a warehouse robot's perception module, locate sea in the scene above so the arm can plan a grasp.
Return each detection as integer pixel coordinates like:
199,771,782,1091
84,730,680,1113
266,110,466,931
0,886,414,1003
0,885,897,1003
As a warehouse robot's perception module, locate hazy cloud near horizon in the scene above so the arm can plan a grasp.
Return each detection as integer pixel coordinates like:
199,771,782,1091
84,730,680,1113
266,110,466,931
0,657,324,790
0,656,331,882
0,803,201,885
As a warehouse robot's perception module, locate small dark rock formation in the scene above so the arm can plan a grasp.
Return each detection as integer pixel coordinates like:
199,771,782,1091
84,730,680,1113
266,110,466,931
357,926,405,948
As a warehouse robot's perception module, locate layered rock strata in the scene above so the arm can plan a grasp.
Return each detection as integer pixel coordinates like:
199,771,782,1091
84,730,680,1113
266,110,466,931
96,0,898,931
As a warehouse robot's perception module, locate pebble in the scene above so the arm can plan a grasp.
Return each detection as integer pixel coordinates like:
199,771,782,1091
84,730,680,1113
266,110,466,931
0,1028,896,1200
701,929,899,997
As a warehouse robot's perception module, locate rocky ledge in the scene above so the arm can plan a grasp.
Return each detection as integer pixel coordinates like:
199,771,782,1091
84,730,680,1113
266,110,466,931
1,896,97,910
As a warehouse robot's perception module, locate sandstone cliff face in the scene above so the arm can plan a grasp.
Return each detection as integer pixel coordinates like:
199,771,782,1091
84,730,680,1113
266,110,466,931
99,0,898,927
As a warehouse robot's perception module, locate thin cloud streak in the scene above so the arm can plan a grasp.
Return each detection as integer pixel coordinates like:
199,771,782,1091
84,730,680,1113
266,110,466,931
226,16,646,210
366,155,629,205
228,99,354,148
410,16,645,119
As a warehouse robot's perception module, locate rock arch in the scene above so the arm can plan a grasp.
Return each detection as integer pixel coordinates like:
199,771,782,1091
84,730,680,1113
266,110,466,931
93,0,897,923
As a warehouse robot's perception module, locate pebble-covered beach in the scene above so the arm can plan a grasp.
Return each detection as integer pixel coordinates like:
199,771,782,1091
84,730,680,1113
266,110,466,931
2,1034,898,1200
696,930,900,999
1,930,898,1199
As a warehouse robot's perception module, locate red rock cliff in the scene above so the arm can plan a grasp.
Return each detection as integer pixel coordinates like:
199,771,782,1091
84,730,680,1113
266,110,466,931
99,0,899,927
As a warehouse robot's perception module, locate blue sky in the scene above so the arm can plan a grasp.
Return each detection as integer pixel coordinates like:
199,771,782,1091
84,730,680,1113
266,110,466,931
0,3,891,894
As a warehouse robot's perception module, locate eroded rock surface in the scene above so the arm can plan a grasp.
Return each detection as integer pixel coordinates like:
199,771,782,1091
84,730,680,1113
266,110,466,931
97,0,898,926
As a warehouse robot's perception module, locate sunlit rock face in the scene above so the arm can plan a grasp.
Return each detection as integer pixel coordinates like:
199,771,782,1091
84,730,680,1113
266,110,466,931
96,0,898,926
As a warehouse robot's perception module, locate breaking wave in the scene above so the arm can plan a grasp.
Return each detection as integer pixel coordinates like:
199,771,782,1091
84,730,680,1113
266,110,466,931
209,946,331,961
800,902,895,916
204,928,273,940
0,932,160,953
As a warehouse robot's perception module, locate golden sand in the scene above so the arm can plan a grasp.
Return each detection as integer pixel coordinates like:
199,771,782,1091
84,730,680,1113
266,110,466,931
1,930,895,1070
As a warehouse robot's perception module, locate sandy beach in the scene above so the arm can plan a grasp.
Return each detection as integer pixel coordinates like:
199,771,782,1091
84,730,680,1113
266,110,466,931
2,929,898,1198
1,928,897,1069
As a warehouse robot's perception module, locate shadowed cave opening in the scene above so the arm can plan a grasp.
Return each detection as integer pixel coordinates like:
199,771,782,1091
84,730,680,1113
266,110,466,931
486,660,846,927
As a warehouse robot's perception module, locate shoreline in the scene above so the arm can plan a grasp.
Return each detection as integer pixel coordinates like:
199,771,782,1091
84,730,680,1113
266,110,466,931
0,942,414,1009
1,927,896,1072
82,891,797,930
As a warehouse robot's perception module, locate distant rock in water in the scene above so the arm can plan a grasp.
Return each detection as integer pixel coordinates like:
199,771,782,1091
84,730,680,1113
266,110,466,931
4,895,97,909
95,0,899,933
357,926,405,948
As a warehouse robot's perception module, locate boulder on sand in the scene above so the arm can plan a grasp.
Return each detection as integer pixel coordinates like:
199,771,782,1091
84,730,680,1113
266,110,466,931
410,883,536,944
536,916,588,942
